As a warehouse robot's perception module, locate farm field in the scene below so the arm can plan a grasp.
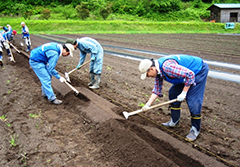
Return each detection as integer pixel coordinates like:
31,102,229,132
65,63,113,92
0,33,239,167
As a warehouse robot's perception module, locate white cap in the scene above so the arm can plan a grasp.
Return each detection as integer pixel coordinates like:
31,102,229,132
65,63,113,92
65,43,74,57
139,59,152,80
21,22,25,25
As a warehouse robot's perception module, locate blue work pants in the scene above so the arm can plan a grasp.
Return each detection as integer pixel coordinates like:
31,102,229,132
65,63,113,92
29,59,56,101
169,62,209,130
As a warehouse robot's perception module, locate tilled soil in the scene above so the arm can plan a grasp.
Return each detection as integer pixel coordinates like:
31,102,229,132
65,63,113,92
0,33,239,167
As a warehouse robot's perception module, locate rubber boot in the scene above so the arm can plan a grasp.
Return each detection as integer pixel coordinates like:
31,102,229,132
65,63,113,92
26,45,31,52
89,74,101,89
88,73,96,86
6,49,10,55
162,103,181,127
185,114,201,141
6,49,13,61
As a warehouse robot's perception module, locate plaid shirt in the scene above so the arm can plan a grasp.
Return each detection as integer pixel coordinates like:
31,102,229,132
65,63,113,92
152,59,195,97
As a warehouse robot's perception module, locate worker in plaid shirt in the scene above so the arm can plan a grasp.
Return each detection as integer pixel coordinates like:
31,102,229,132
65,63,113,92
139,54,209,141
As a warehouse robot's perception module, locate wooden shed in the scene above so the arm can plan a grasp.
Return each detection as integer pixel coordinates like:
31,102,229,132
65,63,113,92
207,3,240,23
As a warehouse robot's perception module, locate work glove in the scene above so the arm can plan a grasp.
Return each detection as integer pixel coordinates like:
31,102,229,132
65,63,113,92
8,57,14,62
76,64,81,70
142,102,150,111
59,77,66,83
177,91,187,102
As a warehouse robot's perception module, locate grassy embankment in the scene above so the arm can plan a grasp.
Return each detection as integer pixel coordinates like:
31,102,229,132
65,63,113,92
1,18,240,34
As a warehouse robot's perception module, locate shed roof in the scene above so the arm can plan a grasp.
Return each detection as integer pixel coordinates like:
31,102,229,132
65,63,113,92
207,3,240,10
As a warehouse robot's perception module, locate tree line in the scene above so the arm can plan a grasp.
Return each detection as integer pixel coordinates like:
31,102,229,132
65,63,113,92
0,0,239,21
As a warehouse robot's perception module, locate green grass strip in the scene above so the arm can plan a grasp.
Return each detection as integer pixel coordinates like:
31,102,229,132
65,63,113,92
1,19,240,34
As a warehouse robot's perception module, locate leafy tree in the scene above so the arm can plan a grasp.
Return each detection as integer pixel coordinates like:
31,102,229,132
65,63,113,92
193,0,204,8
109,1,122,13
202,0,212,2
0,0,13,15
76,2,90,20
0,0,238,21
134,1,147,17
50,2,59,7
8,3,27,16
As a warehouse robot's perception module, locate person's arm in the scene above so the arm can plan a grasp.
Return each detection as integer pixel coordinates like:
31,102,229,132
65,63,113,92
146,93,158,106
2,27,8,31
182,86,190,92
177,85,190,101
46,50,61,79
77,50,87,69
142,76,163,110
163,60,194,101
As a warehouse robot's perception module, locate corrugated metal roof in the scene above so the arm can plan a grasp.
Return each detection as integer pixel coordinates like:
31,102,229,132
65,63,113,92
212,3,240,9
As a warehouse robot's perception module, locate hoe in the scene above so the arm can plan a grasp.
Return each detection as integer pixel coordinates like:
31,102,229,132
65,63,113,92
65,59,91,83
123,99,177,119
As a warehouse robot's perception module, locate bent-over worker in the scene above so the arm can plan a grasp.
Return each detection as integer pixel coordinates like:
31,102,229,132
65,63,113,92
66,37,104,89
139,54,209,141
0,26,17,64
29,42,74,105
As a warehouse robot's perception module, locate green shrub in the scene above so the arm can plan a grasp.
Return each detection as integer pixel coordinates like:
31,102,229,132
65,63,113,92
100,8,110,20
50,5,65,13
76,2,90,20
62,5,76,19
32,6,45,15
39,9,51,20
99,3,112,20
22,10,33,20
